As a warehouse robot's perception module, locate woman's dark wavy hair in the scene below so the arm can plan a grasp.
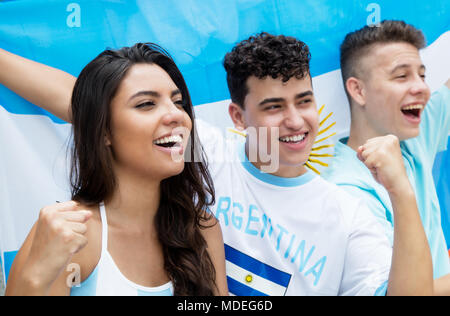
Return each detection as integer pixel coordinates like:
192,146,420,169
223,32,311,108
70,43,217,296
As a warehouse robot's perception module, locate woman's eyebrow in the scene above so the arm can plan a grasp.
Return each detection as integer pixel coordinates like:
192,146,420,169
129,89,181,102
171,89,181,97
129,90,160,101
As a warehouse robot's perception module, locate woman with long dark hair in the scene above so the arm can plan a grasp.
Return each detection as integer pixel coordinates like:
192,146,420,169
5,43,228,296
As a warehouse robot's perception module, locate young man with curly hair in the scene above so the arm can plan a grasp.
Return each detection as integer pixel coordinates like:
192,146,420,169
322,20,450,293
0,32,436,295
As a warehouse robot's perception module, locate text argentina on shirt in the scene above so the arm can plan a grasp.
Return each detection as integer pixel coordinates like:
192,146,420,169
213,196,327,287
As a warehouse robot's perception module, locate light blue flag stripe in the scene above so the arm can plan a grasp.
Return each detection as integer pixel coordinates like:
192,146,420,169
0,0,449,117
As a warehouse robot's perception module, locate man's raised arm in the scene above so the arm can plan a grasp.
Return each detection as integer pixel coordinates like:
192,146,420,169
357,135,434,295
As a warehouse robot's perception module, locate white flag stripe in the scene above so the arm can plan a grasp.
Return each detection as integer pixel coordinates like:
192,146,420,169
226,260,287,296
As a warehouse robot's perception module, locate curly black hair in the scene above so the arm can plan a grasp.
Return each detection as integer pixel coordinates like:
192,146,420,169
223,32,311,108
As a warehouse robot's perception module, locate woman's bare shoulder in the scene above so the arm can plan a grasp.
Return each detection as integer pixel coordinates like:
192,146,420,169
70,202,103,281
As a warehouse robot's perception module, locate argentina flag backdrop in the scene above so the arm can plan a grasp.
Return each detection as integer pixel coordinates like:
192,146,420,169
0,0,449,288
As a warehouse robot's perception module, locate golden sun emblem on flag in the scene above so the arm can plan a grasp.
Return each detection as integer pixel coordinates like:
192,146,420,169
305,104,336,175
227,104,336,175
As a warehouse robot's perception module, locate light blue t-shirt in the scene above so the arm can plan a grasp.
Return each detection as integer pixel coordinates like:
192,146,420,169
322,85,450,279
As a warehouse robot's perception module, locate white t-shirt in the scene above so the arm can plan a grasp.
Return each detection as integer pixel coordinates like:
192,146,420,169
197,119,392,296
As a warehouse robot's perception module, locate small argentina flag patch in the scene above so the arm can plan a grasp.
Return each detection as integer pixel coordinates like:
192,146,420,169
225,244,292,296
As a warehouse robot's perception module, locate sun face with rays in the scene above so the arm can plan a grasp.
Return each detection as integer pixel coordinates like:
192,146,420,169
305,104,336,175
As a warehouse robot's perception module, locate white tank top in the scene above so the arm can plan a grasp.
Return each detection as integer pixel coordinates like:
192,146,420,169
70,202,173,296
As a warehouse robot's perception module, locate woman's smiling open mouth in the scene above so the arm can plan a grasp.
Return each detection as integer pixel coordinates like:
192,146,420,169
154,134,183,148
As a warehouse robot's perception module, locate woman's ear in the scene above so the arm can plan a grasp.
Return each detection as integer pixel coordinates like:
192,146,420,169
228,102,246,131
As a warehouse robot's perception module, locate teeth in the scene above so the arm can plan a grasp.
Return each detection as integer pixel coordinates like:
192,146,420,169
154,135,183,145
402,104,424,111
279,134,306,143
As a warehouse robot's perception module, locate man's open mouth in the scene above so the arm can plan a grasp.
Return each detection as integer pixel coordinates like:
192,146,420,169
401,104,424,119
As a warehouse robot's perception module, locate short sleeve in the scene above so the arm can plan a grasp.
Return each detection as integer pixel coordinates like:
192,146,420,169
417,85,450,159
338,201,392,296
339,185,394,246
